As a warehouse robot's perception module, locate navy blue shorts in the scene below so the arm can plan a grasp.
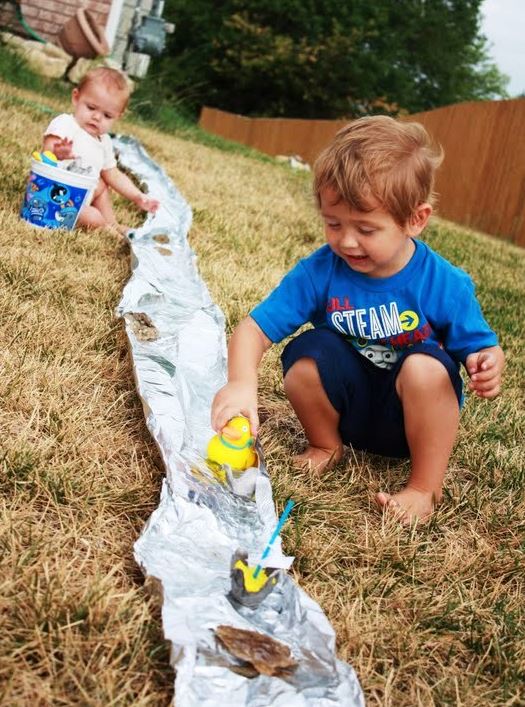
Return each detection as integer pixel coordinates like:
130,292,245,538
281,328,463,458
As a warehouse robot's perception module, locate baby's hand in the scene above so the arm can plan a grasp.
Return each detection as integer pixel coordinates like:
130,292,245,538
211,381,259,436
466,346,505,399
53,138,75,161
136,194,160,213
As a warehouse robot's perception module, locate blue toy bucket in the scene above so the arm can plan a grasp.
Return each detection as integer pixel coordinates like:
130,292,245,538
20,159,97,230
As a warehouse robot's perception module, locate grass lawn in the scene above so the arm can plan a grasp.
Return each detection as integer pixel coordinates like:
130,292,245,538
0,78,524,706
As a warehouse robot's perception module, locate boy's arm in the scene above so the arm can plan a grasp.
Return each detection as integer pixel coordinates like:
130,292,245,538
211,316,272,435
466,345,505,399
101,167,160,212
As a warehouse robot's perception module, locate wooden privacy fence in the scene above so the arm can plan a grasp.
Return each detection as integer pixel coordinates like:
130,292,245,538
199,100,525,247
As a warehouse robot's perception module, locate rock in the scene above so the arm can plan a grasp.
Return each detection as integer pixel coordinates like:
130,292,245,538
1,31,71,79
215,624,297,676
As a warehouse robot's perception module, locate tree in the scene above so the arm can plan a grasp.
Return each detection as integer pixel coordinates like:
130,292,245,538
152,0,508,118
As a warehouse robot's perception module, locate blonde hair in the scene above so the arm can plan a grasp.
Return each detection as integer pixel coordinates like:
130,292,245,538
77,67,131,110
314,116,444,225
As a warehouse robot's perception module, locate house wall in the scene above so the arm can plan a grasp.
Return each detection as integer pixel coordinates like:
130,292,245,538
112,0,153,65
0,1,112,45
1,1,158,68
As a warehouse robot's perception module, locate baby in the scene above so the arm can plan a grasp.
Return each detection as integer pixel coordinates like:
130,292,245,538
43,66,159,235
211,116,505,523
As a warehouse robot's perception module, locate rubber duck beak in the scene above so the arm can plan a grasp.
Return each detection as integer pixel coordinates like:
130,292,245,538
222,425,242,440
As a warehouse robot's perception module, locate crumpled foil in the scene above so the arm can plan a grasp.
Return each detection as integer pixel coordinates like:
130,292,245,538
114,135,364,706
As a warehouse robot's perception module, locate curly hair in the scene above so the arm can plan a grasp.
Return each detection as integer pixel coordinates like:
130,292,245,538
314,116,444,225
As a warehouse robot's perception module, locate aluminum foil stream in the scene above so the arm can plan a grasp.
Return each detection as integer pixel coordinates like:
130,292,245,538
113,135,364,706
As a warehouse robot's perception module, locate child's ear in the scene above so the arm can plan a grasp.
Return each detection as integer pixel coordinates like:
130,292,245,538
407,203,432,237
72,87,80,106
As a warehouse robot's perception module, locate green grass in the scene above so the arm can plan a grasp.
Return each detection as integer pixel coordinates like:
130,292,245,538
0,40,70,97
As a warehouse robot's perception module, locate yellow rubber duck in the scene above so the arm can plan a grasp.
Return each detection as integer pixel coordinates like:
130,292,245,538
207,415,257,471
32,150,58,166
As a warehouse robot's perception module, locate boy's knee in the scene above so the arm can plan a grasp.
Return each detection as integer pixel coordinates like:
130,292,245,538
284,357,320,392
396,353,451,396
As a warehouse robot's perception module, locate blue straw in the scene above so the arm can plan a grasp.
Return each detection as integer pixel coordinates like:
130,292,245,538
253,499,295,579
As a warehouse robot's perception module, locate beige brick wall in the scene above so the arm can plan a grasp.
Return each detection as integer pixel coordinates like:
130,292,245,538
1,1,112,44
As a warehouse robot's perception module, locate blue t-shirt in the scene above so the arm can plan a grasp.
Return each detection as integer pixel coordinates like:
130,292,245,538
251,240,498,370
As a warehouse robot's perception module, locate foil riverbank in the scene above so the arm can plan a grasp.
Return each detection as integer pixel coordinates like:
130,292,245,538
114,135,364,706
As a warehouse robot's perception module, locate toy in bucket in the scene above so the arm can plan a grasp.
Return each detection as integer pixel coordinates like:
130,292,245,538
20,152,97,230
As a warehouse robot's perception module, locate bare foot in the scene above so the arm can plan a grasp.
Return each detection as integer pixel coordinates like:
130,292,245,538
293,445,343,474
375,486,441,525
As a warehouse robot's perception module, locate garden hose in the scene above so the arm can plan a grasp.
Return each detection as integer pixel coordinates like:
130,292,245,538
4,0,47,43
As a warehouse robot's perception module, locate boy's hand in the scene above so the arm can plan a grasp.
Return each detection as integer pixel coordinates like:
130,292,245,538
53,138,75,161
466,346,505,399
211,381,259,436
135,194,160,213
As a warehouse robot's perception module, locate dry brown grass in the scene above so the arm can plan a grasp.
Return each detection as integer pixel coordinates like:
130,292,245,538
1,80,524,706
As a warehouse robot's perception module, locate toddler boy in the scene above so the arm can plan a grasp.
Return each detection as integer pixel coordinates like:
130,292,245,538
211,116,504,522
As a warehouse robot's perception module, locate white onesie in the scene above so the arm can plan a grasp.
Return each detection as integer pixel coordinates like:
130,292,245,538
44,113,116,178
